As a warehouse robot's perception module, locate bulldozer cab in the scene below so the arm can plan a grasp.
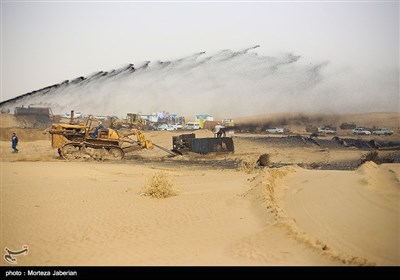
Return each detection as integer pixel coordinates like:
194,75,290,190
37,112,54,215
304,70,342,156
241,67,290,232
111,113,147,130
127,113,139,123
127,113,147,129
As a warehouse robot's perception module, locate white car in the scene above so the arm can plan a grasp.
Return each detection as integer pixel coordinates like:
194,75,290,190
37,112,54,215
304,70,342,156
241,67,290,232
95,115,108,120
265,127,284,134
352,128,371,135
372,128,393,135
318,127,336,134
166,124,177,131
157,124,168,131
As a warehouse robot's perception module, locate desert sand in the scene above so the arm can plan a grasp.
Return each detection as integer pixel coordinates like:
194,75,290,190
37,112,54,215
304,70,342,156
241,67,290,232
0,113,399,266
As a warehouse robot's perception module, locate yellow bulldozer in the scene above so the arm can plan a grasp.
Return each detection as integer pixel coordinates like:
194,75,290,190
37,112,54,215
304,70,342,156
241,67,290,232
111,113,148,130
49,114,174,160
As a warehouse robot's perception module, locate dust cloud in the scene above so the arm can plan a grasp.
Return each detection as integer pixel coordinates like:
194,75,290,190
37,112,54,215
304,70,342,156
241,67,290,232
1,46,398,118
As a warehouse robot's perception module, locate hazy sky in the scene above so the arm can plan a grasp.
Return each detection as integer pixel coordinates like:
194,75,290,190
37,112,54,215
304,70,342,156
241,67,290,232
1,0,399,102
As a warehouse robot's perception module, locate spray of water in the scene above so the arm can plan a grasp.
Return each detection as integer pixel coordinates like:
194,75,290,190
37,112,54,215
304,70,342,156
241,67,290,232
0,46,398,118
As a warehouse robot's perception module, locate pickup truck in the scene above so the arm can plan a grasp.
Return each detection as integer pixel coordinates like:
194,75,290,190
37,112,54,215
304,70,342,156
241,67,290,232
352,128,371,135
265,127,284,134
372,128,393,135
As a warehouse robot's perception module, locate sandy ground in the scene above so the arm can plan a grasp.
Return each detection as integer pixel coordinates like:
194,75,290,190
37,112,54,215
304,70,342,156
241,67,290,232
1,113,399,266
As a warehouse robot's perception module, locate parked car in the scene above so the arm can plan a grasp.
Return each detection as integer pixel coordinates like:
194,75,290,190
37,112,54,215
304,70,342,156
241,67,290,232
352,128,371,135
157,124,168,131
95,115,108,120
265,127,284,134
165,124,177,131
372,128,394,135
318,127,336,134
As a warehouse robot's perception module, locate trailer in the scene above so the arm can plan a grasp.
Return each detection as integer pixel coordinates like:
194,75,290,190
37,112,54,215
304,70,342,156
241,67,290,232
172,133,234,155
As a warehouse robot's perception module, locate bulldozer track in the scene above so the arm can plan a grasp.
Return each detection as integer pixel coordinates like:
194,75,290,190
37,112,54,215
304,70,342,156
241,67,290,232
60,142,124,161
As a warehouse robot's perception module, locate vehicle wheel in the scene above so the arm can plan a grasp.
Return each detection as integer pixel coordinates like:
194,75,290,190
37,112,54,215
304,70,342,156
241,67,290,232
61,143,85,160
92,149,103,161
108,147,124,160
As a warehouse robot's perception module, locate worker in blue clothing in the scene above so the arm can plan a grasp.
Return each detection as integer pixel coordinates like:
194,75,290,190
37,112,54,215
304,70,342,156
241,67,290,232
91,122,105,138
11,133,19,153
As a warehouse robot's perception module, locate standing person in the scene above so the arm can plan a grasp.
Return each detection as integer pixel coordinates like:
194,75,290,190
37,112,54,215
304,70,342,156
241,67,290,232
215,124,226,138
214,124,221,137
11,133,19,153
216,127,226,138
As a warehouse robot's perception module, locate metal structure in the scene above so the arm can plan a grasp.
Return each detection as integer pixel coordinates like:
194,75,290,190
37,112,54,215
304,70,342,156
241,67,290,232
172,133,234,155
14,105,53,128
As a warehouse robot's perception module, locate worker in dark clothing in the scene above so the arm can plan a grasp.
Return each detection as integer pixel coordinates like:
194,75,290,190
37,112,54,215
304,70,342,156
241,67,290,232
11,133,19,153
216,127,226,138
91,122,105,138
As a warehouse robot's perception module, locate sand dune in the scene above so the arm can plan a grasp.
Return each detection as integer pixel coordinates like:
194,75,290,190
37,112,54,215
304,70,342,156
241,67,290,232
1,160,398,265
242,163,399,265
1,162,265,265
283,163,399,265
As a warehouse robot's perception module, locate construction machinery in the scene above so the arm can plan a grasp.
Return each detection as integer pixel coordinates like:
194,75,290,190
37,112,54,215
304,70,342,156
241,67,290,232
14,105,54,129
49,114,174,160
111,113,148,130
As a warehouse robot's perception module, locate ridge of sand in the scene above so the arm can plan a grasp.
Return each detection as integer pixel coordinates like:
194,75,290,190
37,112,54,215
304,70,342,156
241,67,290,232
242,163,399,266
